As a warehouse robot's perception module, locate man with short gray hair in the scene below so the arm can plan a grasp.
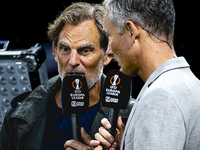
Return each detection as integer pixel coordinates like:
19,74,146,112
94,0,200,150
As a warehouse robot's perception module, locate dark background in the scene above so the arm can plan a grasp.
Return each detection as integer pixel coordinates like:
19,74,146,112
0,0,199,97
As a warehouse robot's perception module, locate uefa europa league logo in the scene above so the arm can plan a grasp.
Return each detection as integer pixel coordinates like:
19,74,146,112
110,74,121,89
72,79,82,91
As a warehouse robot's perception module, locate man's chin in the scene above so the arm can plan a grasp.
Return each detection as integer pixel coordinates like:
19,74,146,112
120,67,138,77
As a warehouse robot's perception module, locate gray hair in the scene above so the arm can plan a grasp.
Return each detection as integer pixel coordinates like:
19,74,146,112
103,0,175,42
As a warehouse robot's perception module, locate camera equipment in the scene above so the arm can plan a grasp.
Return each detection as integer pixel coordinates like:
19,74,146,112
0,41,48,131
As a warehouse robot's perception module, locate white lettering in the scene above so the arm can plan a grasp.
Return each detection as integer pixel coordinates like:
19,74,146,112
71,101,84,107
71,101,76,107
110,85,117,90
105,96,119,103
106,88,120,96
70,93,85,99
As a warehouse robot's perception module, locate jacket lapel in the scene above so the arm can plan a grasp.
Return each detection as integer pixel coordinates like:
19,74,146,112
120,83,148,150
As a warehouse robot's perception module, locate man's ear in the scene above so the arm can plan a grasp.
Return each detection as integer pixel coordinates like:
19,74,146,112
53,42,58,63
103,54,113,66
125,21,139,44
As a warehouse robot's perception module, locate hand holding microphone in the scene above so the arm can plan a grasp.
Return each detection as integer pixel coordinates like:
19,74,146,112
95,70,131,149
95,116,125,149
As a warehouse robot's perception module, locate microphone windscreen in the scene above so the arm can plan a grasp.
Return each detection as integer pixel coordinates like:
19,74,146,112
102,70,131,110
61,76,89,114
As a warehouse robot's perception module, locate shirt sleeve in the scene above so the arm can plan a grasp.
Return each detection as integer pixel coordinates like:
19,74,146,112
126,88,186,150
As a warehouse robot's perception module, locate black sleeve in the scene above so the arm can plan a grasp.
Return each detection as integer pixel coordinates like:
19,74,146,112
0,92,31,150
0,109,18,150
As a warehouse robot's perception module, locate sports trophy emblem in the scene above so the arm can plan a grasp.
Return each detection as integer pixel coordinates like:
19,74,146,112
75,79,80,89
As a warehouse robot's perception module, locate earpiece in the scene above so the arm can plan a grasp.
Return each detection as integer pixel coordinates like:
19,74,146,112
131,31,134,36
126,25,134,36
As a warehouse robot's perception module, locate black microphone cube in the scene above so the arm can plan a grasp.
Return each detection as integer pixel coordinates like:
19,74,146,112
61,76,89,114
102,70,131,110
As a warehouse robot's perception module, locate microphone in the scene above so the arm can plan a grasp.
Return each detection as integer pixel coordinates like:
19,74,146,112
61,76,89,141
101,70,131,144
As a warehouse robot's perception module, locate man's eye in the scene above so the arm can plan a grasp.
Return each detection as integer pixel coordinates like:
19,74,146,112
63,47,70,52
83,49,90,53
79,49,90,54
60,47,70,54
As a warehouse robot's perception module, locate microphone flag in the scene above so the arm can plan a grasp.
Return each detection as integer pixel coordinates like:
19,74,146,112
102,70,131,110
61,75,89,114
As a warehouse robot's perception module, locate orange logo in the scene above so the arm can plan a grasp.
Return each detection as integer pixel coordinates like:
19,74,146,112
72,79,82,89
110,75,121,86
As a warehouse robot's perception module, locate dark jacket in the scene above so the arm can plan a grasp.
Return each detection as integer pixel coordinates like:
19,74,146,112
0,74,134,150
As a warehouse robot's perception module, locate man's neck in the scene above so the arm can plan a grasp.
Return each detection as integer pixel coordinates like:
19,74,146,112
138,43,175,82
88,78,101,107
55,79,101,108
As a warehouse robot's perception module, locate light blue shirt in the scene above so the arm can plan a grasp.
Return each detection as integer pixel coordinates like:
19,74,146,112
121,57,200,150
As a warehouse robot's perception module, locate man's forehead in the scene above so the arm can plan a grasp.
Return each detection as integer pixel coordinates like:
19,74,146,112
58,20,100,46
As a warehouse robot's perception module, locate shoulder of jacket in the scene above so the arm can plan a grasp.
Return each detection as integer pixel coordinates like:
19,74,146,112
11,75,61,110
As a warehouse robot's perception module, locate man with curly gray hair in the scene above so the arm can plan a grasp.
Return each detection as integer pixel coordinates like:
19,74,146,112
0,2,134,150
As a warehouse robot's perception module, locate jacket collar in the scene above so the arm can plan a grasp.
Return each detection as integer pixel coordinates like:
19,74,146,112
136,57,190,102
147,57,190,87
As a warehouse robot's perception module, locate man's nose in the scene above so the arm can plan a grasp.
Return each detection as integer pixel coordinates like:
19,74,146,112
68,50,80,67
106,44,114,57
